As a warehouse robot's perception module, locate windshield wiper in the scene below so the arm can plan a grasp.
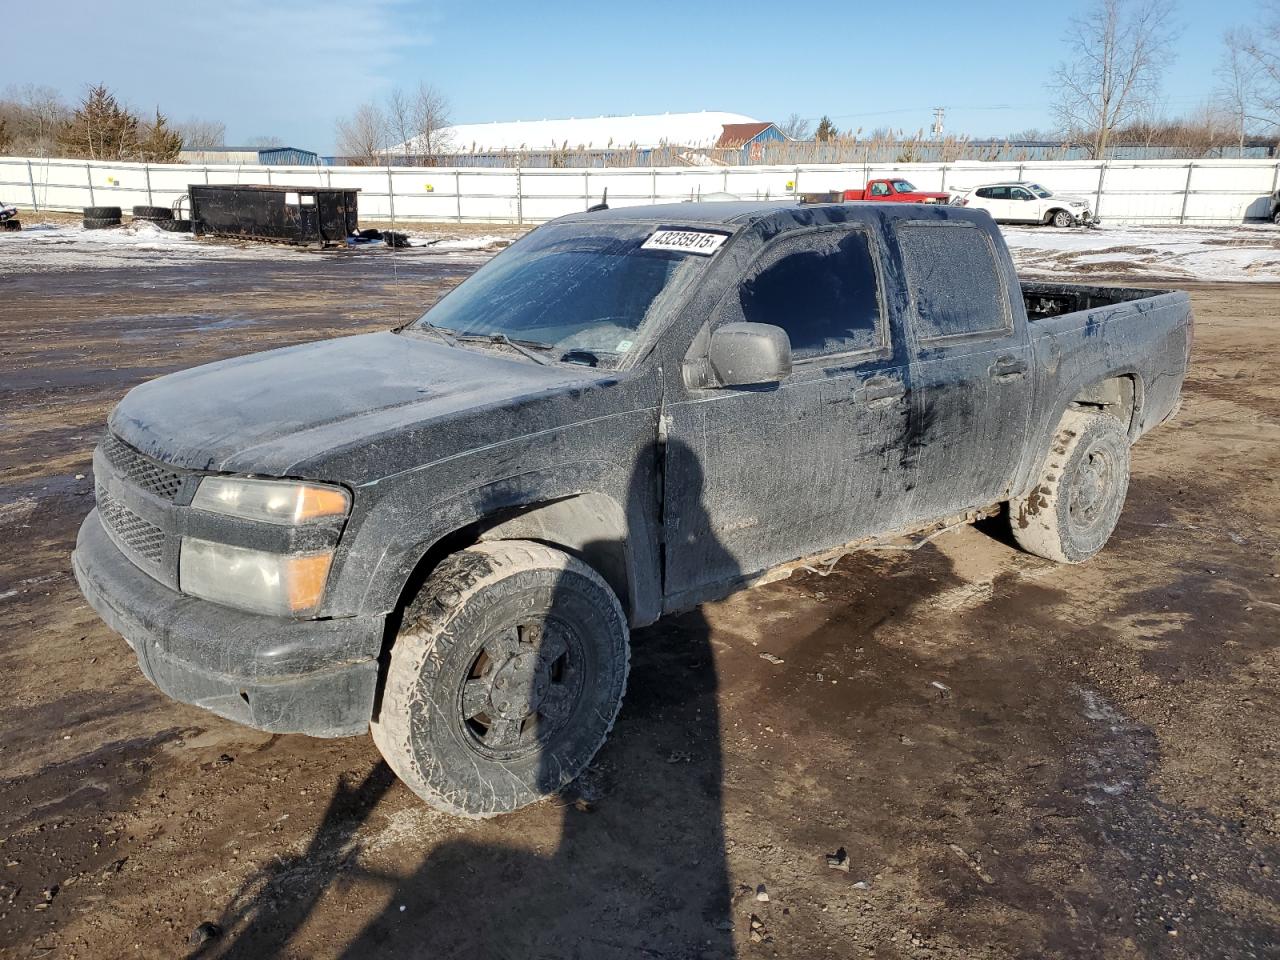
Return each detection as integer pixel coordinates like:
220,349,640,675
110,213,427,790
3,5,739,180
559,349,601,367
418,321,458,347
455,332,552,366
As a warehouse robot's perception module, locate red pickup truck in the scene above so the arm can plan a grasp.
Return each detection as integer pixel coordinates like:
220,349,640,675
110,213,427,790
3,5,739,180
843,178,949,203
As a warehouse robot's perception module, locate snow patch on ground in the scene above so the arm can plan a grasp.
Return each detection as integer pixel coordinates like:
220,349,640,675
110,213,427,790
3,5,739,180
0,220,514,272
1003,224,1280,282
7,217,1280,282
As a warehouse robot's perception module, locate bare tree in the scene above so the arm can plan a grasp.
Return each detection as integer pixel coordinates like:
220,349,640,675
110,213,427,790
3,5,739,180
779,112,812,141
0,84,70,155
410,82,453,161
385,87,416,162
335,102,389,165
1050,0,1180,159
176,118,226,150
246,135,286,148
1227,7,1280,139
1218,29,1260,152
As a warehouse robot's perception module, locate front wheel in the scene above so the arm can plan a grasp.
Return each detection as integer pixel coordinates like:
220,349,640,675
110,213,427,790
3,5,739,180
1010,410,1131,563
371,540,630,818
1050,209,1074,228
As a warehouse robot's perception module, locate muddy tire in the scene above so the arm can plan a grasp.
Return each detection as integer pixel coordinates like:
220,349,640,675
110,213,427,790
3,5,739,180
83,206,121,220
1010,410,1131,564
82,217,121,230
132,205,173,221
371,540,629,818
157,218,192,232
1050,209,1073,228
2,219,19,232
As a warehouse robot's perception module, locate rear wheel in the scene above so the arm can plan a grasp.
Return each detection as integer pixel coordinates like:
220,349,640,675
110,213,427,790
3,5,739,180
371,541,630,818
1050,209,1073,228
1010,410,1131,563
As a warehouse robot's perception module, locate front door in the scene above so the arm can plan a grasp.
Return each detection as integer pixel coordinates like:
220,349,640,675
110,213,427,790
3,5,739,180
662,224,916,606
1008,185,1038,223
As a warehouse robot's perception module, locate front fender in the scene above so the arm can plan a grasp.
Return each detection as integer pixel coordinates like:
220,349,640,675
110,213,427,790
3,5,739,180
338,458,661,624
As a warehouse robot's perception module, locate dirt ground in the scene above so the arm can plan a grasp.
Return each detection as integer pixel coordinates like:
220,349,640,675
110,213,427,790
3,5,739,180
0,243,1277,960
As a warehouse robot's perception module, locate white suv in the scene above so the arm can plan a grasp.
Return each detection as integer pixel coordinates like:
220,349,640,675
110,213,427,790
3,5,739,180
952,181,1095,227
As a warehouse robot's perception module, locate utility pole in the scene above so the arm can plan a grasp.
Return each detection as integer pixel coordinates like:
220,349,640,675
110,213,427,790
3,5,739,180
932,106,946,138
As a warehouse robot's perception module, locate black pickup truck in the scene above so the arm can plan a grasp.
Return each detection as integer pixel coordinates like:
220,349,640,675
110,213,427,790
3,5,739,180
73,201,1192,817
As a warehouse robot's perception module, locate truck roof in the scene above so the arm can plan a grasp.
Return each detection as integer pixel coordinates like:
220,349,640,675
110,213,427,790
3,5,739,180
556,200,988,230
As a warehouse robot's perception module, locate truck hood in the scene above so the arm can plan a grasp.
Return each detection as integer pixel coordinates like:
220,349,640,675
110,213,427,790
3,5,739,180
108,331,609,479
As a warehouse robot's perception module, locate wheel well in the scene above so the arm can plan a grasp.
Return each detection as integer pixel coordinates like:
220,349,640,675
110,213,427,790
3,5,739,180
391,494,634,624
1044,206,1070,223
1071,375,1138,435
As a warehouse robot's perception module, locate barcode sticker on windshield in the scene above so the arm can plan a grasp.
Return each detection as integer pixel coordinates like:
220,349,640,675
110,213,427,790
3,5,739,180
641,229,728,256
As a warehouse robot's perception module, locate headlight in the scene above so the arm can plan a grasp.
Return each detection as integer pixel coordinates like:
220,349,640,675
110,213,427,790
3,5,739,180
180,537,333,616
192,476,349,525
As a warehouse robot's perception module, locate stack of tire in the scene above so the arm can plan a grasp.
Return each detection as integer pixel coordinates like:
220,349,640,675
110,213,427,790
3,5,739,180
132,205,191,233
83,206,122,230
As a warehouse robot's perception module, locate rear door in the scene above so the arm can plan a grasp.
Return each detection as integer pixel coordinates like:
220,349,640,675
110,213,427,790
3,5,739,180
662,223,915,602
981,185,1013,221
893,219,1032,520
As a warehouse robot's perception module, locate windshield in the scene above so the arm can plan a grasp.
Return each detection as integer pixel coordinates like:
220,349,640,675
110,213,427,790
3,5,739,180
413,221,723,368
1028,183,1053,198
891,180,917,193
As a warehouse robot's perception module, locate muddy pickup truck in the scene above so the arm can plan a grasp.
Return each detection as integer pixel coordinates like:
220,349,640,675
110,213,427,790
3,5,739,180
73,202,1192,817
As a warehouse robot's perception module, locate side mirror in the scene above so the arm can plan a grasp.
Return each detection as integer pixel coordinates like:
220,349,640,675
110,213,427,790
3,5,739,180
707,322,792,387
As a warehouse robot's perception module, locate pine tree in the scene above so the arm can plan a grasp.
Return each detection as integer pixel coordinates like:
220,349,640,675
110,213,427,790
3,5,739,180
57,84,139,160
814,116,838,142
138,109,183,162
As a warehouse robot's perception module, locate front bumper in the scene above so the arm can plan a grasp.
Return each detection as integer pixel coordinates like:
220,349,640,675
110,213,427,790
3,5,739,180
73,509,384,737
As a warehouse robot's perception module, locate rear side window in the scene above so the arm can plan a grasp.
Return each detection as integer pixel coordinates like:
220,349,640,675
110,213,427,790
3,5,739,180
732,228,884,360
897,222,1011,341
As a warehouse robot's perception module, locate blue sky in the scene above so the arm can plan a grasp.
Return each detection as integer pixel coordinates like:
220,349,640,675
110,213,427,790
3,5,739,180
5,0,1254,152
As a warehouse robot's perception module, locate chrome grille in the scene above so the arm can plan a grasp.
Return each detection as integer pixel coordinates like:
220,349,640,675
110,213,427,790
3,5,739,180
101,433,184,501
97,485,165,565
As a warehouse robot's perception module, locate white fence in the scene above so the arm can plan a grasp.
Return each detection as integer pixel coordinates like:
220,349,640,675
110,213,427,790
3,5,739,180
3,155,1279,225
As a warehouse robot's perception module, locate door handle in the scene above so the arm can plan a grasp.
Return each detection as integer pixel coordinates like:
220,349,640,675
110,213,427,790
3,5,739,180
990,356,1029,379
856,376,906,404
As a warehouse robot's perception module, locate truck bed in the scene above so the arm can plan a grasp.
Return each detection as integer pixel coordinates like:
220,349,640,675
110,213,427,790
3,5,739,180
1017,280,1192,491
1021,281,1171,321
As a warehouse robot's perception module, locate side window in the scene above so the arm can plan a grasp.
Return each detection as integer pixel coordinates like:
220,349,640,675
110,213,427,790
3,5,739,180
975,187,992,199
989,186,1010,200
896,222,1011,341
730,228,884,361
1011,187,1031,201
869,182,890,196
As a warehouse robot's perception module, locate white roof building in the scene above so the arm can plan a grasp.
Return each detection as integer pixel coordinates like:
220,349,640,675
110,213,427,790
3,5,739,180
414,111,764,154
